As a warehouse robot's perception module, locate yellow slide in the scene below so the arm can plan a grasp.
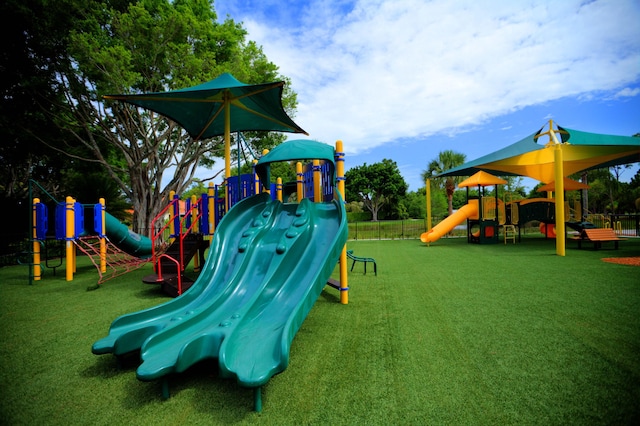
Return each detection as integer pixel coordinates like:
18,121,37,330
421,203,478,243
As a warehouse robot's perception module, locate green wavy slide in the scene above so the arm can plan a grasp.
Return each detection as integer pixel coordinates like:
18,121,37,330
92,191,347,406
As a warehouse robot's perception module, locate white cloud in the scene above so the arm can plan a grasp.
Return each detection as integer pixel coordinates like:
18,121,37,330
610,87,640,99
228,0,640,155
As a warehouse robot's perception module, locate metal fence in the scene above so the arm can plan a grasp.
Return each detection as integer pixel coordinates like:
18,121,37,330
348,219,427,240
586,214,640,237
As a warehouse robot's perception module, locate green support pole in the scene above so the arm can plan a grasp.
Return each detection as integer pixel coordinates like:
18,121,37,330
162,378,170,400
254,387,262,412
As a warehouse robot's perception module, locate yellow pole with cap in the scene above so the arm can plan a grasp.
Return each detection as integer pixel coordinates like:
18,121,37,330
296,162,304,201
276,178,283,202
224,93,231,213
537,120,566,256
65,196,75,281
253,159,260,195
169,190,176,243
191,194,200,272
313,160,321,203
99,198,106,273
426,179,432,232
32,198,41,281
335,140,348,305
550,129,566,256
262,149,270,194
208,183,215,236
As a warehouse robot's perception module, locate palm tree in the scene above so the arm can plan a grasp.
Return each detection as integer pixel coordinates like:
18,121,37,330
422,150,466,216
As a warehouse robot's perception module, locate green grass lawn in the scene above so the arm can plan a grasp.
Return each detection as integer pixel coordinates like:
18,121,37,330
1,236,639,425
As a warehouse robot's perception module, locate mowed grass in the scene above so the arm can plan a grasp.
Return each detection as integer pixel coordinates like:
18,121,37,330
1,236,639,425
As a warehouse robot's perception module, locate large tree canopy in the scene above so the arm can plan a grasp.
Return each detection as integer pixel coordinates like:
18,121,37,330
5,0,299,234
345,159,408,221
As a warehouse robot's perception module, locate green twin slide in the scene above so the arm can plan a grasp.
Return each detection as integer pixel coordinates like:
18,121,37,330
92,191,347,396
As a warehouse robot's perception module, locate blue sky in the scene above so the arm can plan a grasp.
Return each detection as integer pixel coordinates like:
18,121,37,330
213,0,640,191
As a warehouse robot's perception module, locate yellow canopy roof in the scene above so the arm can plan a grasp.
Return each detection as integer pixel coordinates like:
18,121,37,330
458,171,507,188
439,123,640,184
537,177,590,192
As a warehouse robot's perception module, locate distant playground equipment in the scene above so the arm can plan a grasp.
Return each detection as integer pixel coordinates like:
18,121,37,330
426,120,640,255
421,171,507,245
29,180,152,287
421,170,601,245
93,140,349,411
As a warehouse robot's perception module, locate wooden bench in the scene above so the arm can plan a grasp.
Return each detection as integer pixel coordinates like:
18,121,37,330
572,228,624,250
347,250,377,275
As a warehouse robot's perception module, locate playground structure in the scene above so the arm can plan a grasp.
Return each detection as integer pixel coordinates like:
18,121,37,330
434,121,640,255
27,150,337,295
30,180,153,287
421,170,599,246
421,171,507,244
92,139,349,411
139,152,339,297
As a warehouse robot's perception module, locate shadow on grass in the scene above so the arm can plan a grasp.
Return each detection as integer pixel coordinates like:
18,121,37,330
319,288,340,304
81,351,141,379
121,358,257,419
135,285,169,300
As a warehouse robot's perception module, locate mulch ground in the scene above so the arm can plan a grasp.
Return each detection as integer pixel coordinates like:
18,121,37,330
601,257,640,266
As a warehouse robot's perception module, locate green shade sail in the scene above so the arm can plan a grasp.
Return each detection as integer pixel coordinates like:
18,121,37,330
104,73,307,141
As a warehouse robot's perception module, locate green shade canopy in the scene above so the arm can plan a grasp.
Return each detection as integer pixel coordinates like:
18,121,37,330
104,73,307,141
438,124,640,183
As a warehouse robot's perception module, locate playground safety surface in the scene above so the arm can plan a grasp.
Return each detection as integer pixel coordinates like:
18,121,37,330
601,257,640,266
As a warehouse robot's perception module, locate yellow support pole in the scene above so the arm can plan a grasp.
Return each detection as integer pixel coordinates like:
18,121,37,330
313,160,321,203
191,195,198,230
336,140,348,305
65,196,75,281
169,190,176,242
99,198,106,273
548,121,566,256
426,179,432,232
208,183,215,236
296,162,304,201
262,149,270,195
224,93,231,213
536,120,567,256
553,143,566,256
276,178,283,202
32,198,41,281
253,159,260,195
191,194,200,272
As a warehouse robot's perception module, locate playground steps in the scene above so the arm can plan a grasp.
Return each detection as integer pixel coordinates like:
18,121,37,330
159,233,208,274
161,274,196,298
142,233,209,297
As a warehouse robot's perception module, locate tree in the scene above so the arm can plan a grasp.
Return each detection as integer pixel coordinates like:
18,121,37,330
27,0,298,234
501,176,526,200
422,150,466,216
345,159,408,221
0,0,91,244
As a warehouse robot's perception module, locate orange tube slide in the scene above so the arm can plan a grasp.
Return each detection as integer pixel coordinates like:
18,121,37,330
421,203,478,243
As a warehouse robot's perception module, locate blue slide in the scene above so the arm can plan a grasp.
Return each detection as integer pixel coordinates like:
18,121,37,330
92,191,348,397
